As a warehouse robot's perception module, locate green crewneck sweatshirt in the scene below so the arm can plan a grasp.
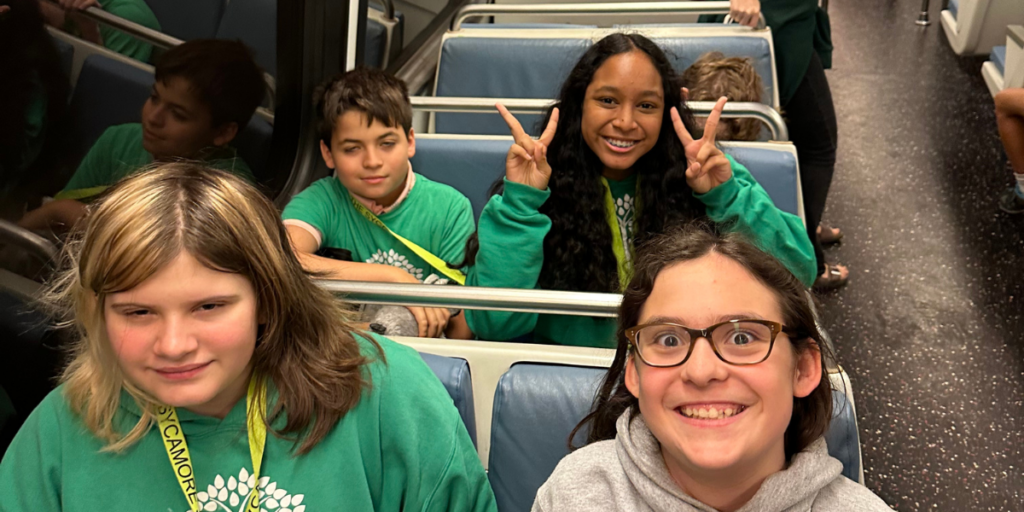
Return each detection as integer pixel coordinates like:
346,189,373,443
0,333,496,512
465,155,815,348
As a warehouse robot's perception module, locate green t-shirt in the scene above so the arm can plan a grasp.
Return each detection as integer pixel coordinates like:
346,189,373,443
58,123,254,201
0,333,497,512
84,0,162,63
605,173,638,267
466,155,816,348
282,173,475,283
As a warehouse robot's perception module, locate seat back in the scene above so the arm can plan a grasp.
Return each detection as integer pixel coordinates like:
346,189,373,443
53,36,74,82
433,26,777,135
144,0,226,40
67,54,275,183
488,363,862,512
419,352,478,445
412,135,803,221
215,0,277,75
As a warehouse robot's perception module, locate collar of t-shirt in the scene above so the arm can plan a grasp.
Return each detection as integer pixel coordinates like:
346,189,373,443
340,166,416,215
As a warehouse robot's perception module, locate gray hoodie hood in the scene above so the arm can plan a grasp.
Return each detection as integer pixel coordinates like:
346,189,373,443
533,411,890,512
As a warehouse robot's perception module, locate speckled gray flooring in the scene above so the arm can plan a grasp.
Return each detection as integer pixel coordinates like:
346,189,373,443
817,1,1024,510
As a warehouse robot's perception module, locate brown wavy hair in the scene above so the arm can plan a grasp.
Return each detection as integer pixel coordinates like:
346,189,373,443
682,52,764,141
45,162,375,454
572,223,833,461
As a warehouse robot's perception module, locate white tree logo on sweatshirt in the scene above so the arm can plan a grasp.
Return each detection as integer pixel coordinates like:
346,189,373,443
366,249,424,281
187,467,306,512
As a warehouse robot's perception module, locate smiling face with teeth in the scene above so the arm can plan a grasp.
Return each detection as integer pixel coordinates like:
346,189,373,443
624,252,822,495
581,50,665,180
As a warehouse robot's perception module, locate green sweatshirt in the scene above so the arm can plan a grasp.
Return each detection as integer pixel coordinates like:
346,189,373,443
57,123,254,201
282,173,475,283
0,333,496,512
465,156,816,348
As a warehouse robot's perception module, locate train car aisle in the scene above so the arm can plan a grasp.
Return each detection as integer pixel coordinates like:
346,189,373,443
819,1,1024,509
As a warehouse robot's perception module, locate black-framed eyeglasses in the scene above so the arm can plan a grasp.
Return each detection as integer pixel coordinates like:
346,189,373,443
625,319,788,367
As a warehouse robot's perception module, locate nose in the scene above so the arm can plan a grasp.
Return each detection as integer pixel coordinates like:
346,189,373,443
363,147,383,169
145,103,165,128
612,106,638,132
679,336,728,386
152,316,198,360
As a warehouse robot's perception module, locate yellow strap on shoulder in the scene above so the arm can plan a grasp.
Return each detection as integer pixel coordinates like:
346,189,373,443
349,194,467,285
53,185,108,201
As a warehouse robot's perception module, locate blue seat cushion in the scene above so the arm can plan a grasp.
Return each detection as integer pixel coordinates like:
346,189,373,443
418,352,477,445
53,36,74,82
722,145,800,217
992,45,1007,75
364,17,387,68
215,0,276,75
144,0,225,40
488,364,861,512
411,137,507,220
949,0,959,19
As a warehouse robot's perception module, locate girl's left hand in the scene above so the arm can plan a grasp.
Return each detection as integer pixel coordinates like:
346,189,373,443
672,97,733,194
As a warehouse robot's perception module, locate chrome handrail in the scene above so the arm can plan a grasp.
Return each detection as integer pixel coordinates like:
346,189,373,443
317,280,622,317
410,97,789,141
378,0,396,21
0,220,60,263
81,5,183,50
452,1,765,31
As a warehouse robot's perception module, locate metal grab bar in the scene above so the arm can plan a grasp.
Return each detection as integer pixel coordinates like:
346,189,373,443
80,5,184,50
317,280,622,317
452,1,765,31
0,220,60,263
409,97,789,141
378,0,396,21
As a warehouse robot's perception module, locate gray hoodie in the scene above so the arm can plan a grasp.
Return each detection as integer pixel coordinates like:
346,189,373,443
532,412,891,512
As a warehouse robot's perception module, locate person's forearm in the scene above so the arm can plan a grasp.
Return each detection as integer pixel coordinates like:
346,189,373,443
38,1,66,28
294,251,414,282
18,200,87,233
444,313,473,339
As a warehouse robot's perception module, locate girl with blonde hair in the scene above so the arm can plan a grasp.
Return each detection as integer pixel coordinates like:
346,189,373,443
0,162,495,511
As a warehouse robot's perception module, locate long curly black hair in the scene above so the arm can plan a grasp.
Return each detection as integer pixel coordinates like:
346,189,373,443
0,0,68,177
459,33,708,293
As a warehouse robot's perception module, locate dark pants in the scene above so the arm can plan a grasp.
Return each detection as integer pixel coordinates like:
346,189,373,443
783,52,838,276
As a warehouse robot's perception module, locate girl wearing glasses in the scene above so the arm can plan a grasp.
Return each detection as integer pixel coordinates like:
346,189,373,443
0,164,495,511
533,226,888,511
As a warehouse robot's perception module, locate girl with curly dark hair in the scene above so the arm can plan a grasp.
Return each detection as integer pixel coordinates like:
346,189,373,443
463,33,815,348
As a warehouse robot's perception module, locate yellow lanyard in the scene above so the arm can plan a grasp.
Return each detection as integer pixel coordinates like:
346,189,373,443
600,177,640,291
348,193,467,285
156,378,267,512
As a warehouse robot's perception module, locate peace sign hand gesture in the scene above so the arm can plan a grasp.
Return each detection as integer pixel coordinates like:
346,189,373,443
496,104,560,191
672,96,733,194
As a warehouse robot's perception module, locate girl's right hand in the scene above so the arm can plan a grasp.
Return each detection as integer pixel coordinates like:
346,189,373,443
496,104,559,191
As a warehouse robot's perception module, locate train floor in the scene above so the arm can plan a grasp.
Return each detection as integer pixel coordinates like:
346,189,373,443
817,1,1024,509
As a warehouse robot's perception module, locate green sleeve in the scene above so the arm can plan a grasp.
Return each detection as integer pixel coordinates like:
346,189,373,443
281,179,338,249
211,155,256,184
696,155,817,286
465,179,551,341
62,129,117,192
0,392,65,511
373,336,497,512
439,194,476,267
98,0,162,63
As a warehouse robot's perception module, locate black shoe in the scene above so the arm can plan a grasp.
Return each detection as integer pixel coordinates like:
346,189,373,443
999,187,1024,214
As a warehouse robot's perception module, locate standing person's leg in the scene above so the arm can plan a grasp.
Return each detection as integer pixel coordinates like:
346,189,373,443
783,52,846,288
995,88,1024,213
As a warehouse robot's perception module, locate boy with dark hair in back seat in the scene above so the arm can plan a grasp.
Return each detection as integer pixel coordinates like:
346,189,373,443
18,38,265,233
282,68,476,339
38,0,162,63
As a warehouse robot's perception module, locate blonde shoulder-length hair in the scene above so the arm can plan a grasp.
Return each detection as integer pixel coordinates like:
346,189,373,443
46,162,373,454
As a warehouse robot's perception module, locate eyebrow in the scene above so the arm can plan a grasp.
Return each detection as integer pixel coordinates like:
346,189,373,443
642,313,768,326
108,294,241,310
592,85,663,99
151,86,193,117
339,131,401,145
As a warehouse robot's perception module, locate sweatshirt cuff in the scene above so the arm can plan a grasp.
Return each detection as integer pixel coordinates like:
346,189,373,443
693,175,741,214
502,178,551,213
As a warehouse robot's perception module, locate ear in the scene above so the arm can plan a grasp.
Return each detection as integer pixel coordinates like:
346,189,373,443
792,341,823,398
319,140,336,169
406,127,416,159
624,353,641,399
212,122,240,147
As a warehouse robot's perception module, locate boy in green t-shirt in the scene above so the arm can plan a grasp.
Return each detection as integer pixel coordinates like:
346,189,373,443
283,69,475,339
19,39,265,233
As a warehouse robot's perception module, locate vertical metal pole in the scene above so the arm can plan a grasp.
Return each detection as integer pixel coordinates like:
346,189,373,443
916,0,931,25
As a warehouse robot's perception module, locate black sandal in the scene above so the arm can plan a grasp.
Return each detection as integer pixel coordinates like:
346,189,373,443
817,223,843,245
813,263,849,291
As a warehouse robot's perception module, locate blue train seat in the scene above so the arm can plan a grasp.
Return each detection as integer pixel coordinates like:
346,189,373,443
433,26,777,135
66,54,274,182
419,352,478,445
949,0,959,20
53,36,74,83
992,45,1007,75
411,135,804,222
215,0,277,75
144,0,226,41
940,0,1024,56
981,25,1023,97
488,363,862,512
